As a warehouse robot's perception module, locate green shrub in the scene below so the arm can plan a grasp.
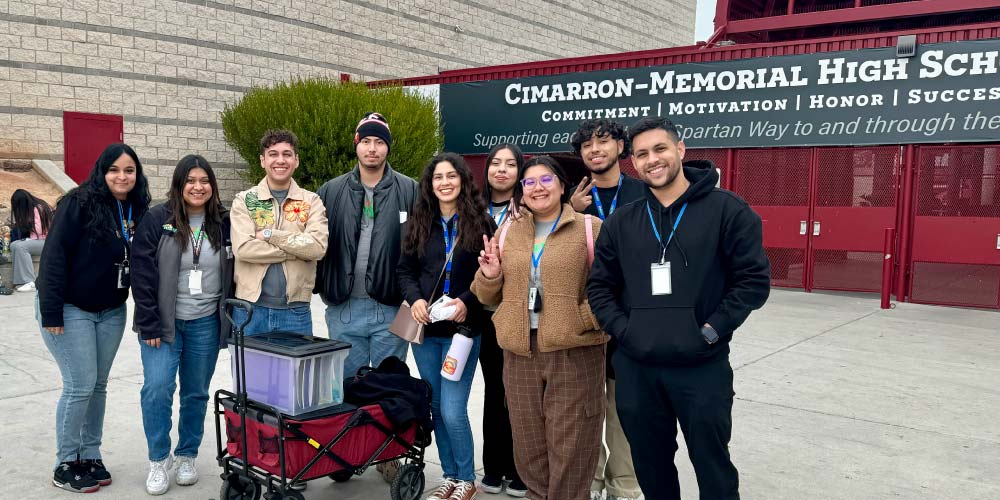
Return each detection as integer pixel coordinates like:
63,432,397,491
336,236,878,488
221,79,442,191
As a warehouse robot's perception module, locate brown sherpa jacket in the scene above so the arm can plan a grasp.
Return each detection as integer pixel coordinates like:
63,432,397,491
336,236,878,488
471,204,608,357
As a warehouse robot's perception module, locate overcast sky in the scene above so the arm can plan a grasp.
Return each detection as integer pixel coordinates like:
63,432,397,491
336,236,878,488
696,0,717,42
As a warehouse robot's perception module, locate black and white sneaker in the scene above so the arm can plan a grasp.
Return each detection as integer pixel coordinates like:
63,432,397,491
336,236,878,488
53,462,100,493
506,477,528,498
480,474,504,494
81,459,112,486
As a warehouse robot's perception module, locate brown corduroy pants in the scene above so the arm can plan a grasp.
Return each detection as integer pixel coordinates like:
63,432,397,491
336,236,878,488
503,337,605,500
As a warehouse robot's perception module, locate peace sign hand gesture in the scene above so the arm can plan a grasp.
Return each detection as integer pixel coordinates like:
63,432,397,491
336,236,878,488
570,177,597,212
478,234,502,279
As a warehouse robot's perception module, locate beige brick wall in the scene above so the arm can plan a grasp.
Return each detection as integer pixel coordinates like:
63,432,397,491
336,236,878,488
0,0,696,201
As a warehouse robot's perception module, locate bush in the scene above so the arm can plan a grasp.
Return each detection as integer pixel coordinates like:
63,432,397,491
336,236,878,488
221,79,442,191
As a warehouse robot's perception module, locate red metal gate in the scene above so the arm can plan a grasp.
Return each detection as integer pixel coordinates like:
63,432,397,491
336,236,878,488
63,112,123,184
810,147,901,292
733,148,812,289
685,148,732,189
908,145,1000,308
732,146,900,292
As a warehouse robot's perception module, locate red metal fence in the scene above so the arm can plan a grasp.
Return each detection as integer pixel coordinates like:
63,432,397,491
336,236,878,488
721,143,998,308
463,143,1000,308
908,145,1000,308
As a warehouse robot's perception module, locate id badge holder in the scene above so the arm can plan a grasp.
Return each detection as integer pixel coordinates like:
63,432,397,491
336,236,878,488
117,260,131,289
527,287,538,311
650,261,672,295
189,269,203,295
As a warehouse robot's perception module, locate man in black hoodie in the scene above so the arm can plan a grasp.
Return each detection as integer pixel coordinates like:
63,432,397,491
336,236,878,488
587,117,770,500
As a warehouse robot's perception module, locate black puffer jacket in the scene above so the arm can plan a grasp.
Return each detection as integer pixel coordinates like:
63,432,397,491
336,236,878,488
315,164,418,306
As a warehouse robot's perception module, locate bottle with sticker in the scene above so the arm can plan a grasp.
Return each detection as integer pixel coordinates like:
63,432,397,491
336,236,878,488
441,325,474,382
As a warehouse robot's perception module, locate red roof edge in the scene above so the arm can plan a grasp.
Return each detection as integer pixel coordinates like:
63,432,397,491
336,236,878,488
369,20,1000,87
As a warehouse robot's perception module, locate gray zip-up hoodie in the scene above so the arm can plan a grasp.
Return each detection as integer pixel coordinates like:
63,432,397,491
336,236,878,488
131,203,234,346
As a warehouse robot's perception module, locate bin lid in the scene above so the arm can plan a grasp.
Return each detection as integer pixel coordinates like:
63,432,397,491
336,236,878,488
230,331,351,357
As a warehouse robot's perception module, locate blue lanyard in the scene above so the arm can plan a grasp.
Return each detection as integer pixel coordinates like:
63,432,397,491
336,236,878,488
590,175,623,220
489,202,509,226
117,200,133,244
441,215,457,294
531,210,562,270
646,202,687,264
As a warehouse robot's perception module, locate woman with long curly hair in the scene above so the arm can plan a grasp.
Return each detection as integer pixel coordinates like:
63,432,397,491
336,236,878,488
131,155,233,495
397,152,494,500
7,188,54,292
36,143,151,493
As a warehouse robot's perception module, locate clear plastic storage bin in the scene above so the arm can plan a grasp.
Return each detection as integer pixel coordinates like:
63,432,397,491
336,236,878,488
229,332,351,416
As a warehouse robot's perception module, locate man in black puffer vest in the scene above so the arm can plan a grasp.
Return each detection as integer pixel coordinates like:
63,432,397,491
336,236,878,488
315,112,418,380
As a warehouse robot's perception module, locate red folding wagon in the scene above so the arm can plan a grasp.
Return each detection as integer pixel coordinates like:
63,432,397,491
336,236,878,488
214,299,431,500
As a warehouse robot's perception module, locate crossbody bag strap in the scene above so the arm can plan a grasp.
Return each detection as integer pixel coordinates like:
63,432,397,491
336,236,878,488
428,246,456,300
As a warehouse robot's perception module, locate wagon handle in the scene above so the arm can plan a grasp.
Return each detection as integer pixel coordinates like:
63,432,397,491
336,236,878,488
226,298,253,333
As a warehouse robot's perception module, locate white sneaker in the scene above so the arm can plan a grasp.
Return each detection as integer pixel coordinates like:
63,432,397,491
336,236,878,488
175,456,198,486
15,281,35,292
146,456,173,495
590,490,606,500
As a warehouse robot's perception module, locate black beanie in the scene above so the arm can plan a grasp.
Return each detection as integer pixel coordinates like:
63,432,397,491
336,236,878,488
354,112,392,152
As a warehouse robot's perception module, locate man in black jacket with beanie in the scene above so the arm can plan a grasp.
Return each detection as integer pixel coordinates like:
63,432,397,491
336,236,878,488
315,112,418,380
587,117,770,500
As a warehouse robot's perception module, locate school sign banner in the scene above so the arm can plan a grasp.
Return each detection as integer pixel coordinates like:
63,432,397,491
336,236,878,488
439,38,1000,154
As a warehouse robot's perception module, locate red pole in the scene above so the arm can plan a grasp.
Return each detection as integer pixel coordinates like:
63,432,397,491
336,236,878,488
725,148,735,189
896,145,916,301
882,227,896,309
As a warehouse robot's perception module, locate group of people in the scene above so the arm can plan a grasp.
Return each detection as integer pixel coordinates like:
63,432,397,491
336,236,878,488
32,111,770,500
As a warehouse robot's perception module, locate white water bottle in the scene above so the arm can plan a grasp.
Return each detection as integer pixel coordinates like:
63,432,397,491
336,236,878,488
441,327,474,381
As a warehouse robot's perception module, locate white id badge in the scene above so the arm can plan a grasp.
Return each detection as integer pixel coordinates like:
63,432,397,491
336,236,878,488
527,287,538,310
117,264,130,289
399,211,408,223
188,269,203,295
650,262,672,295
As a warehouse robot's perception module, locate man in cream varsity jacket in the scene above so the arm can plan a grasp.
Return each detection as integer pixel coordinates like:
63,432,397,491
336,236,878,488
231,129,328,336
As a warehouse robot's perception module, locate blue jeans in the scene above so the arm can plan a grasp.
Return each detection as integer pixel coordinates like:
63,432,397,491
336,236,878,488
326,296,406,378
232,303,312,337
411,335,481,482
140,314,221,461
36,298,127,468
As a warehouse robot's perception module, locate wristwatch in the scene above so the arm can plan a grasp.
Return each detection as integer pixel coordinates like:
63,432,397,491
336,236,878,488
262,229,272,240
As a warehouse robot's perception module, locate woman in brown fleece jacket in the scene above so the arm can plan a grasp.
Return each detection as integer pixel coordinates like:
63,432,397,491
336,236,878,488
472,155,607,500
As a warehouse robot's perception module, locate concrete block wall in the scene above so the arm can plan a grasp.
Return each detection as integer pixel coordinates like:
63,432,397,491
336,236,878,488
0,0,696,201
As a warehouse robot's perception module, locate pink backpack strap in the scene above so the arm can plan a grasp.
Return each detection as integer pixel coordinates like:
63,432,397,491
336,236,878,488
498,220,512,256
585,214,595,267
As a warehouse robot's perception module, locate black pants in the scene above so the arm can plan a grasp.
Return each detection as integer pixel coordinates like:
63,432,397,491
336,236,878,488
613,352,739,500
479,316,520,481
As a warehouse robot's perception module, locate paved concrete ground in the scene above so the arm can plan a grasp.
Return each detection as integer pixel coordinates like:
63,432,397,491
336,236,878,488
2,289,998,500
